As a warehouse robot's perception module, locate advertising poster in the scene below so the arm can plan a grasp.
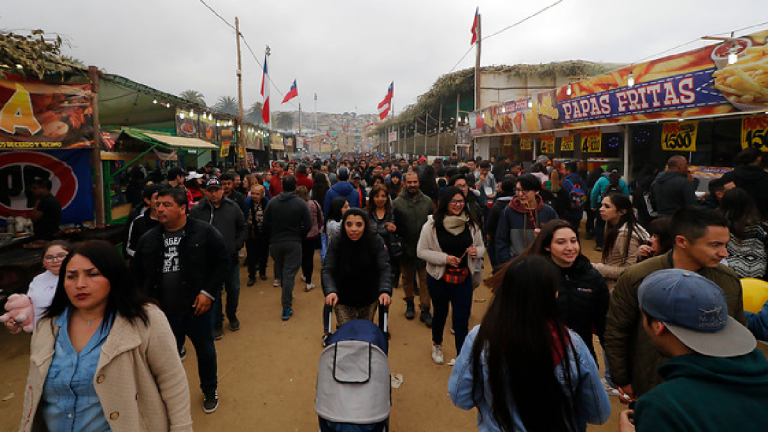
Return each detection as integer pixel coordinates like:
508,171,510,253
742,114,768,151
503,136,512,147
198,115,219,143
175,109,199,139
0,78,93,149
541,134,555,153
271,134,285,150
520,134,532,150
0,149,94,223
561,135,574,152
220,141,230,157
662,121,698,151
582,130,602,153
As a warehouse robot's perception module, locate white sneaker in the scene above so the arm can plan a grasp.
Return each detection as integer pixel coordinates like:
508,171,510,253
432,344,444,365
602,378,620,396
305,283,315,292
447,358,456,366
272,279,281,287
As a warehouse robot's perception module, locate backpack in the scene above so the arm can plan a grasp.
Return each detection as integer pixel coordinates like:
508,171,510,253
601,180,622,199
564,179,586,210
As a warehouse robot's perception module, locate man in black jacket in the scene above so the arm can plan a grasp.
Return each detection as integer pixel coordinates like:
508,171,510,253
650,155,698,218
131,187,229,414
264,175,311,321
721,147,768,218
191,177,247,339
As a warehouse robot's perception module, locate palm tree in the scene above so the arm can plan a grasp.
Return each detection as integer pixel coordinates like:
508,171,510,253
214,96,238,116
179,90,206,106
247,102,263,124
275,112,294,131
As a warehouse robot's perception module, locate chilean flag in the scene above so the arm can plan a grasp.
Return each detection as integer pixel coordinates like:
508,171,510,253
470,8,479,45
261,56,270,124
377,82,394,120
282,80,298,104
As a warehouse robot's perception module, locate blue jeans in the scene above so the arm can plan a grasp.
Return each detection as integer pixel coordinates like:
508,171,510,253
167,309,218,394
427,274,473,355
320,233,328,263
214,258,241,328
271,242,302,309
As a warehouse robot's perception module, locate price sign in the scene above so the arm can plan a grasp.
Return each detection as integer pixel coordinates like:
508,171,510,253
220,141,230,157
561,135,574,152
503,136,512,147
742,115,768,152
541,135,555,153
237,145,245,158
662,121,698,151
520,134,532,150
582,130,602,153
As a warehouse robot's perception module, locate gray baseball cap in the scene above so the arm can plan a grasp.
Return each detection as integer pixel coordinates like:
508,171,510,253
638,269,755,357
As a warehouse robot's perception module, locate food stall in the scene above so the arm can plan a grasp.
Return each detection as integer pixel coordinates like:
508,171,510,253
471,30,768,178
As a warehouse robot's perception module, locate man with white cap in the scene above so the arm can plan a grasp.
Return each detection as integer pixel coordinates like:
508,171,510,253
619,268,768,432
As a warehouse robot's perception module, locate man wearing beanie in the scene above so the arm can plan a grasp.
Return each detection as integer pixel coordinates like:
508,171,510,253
323,166,360,216
620,269,768,432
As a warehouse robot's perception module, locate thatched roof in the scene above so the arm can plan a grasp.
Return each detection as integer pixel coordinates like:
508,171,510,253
0,30,81,80
372,60,619,136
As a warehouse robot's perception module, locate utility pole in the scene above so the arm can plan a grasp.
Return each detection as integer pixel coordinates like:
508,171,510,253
424,113,428,156
235,17,245,169
437,104,442,156
413,119,417,157
474,12,482,160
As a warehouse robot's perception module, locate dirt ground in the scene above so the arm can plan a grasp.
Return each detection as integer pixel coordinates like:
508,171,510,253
0,237,632,432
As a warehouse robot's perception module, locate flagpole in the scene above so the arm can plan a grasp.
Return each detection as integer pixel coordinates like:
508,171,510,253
413,119,416,157
235,17,245,169
474,11,482,160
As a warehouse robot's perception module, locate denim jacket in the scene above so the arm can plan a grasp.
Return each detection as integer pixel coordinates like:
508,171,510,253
448,325,611,432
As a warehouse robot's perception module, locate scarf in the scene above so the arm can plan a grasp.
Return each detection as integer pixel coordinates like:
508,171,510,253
443,214,470,236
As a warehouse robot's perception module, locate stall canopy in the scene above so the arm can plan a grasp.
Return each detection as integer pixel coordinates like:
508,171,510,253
119,128,217,150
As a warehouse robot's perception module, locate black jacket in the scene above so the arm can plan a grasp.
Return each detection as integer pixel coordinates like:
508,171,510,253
322,234,392,307
721,165,768,218
650,170,698,217
190,197,247,257
555,255,609,359
264,191,312,244
131,218,230,316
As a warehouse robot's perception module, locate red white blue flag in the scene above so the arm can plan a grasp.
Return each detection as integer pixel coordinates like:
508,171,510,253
261,56,270,124
377,82,394,120
282,80,298,104
470,8,479,45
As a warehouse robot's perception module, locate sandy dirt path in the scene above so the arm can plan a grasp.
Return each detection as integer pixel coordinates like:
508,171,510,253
1,238,644,431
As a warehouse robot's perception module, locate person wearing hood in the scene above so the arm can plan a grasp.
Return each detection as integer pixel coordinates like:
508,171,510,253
190,177,247,339
263,175,312,321
720,147,768,218
619,269,768,432
486,179,515,270
649,156,698,218
323,166,361,216
495,174,559,265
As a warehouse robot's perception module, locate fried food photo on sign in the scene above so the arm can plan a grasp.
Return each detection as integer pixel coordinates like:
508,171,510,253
713,44,768,106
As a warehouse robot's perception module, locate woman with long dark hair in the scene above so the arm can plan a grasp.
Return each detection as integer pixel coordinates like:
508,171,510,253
297,186,324,291
20,240,191,432
417,186,485,365
387,171,403,201
719,187,768,278
594,193,649,290
367,184,403,288
449,256,610,432
322,209,392,326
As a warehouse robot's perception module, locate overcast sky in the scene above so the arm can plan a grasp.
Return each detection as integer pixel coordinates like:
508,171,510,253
5,0,768,115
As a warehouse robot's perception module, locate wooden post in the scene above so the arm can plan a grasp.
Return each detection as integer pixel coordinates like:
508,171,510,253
88,66,105,224
235,17,246,169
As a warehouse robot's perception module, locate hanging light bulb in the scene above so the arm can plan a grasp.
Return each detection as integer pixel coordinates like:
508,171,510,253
628,71,635,87
153,99,158,104
728,43,739,65
189,109,194,116
179,112,185,119
527,99,533,109
566,83,572,96
216,122,221,127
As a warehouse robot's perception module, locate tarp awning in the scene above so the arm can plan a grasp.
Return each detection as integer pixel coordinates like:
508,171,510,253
144,133,218,150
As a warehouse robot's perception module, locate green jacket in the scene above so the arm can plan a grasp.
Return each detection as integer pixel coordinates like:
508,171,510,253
392,188,434,260
635,350,768,432
604,251,746,397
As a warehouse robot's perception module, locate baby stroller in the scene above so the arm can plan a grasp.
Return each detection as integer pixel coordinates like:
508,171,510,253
316,307,391,432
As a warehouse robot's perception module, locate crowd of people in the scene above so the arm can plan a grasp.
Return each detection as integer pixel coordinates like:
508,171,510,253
4,148,768,431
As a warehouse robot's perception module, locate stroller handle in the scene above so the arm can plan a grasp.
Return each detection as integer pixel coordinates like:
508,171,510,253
324,304,389,335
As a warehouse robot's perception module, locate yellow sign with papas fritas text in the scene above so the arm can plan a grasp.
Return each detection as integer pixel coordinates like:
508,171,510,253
662,121,698,151
742,115,768,152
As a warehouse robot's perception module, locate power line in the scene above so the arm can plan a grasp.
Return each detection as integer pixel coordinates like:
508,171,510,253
196,0,299,110
483,0,566,41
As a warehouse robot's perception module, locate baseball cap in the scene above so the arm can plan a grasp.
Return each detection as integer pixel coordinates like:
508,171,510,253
186,171,204,181
205,177,222,190
337,167,350,181
351,171,361,180
638,269,755,357
419,156,427,162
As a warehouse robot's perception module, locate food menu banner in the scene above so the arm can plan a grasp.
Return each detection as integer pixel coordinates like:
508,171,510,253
471,30,768,135
220,141,230,157
520,134,532,150
271,134,285,150
175,109,199,139
742,114,768,151
0,78,93,149
541,135,555,153
561,135,574,152
662,121,698,151
581,130,602,153
198,115,219,143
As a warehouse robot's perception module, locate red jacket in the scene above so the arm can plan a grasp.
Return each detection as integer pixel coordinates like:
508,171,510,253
269,173,283,196
296,173,314,191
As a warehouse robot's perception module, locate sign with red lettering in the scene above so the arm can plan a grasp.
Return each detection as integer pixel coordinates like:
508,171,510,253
662,121,698,151
541,135,555,153
220,141,230,157
582,130,602,153
742,115,768,151
520,134,532,150
561,135,574,152
0,78,93,149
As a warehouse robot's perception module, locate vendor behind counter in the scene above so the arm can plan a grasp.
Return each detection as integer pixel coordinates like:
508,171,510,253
29,178,62,241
